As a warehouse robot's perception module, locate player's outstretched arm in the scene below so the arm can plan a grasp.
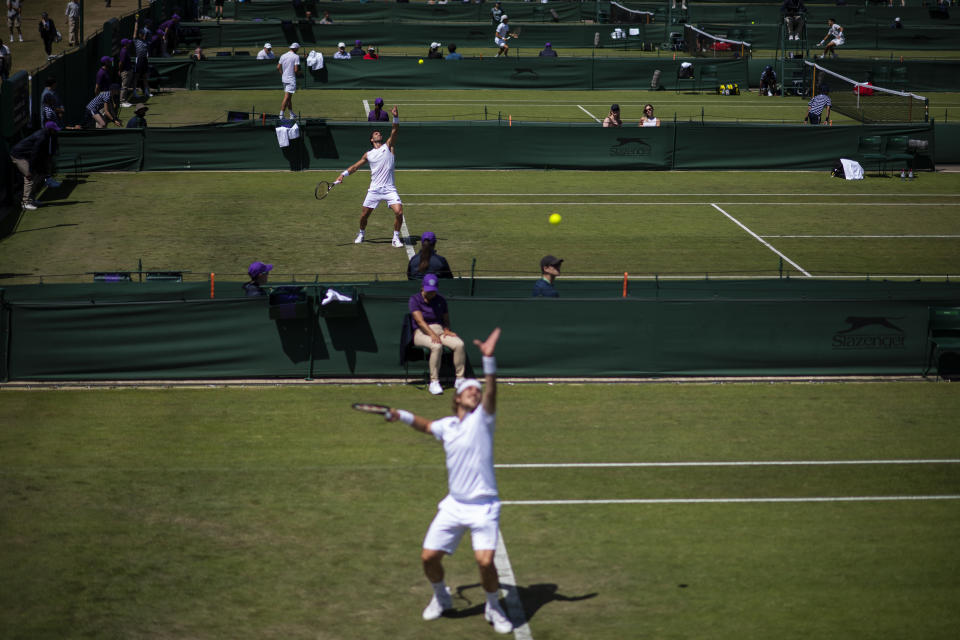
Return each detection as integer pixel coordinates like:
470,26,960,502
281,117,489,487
473,327,501,415
386,105,399,148
335,153,368,183
385,408,432,434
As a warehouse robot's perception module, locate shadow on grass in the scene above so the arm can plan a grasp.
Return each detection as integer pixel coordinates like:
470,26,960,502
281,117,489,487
449,582,597,624
15,222,80,234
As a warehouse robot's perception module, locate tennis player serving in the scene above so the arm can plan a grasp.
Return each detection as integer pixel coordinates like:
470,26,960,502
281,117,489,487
335,105,406,248
384,327,514,635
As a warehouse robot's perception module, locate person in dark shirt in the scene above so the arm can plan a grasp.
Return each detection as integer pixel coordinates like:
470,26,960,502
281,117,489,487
532,255,562,297
126,105,148,128
426,42,443,59
95,56,113,93
760,65,778,97
38,12,58,58
781,0,806,42
539,42,557,57
368,97,389,122
408,274,466,395
349,39,364,58
445,43,463,60
407,231,453,280
243,261,273,297
9,122,60,211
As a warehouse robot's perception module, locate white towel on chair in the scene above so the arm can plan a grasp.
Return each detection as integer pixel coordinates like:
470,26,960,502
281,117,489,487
306,50,324,70
276,125,290,148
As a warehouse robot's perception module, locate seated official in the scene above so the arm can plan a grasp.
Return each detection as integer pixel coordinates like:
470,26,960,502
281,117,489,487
407,231,453,280
539,42,557,57
409,274,466,395
532,255,562,297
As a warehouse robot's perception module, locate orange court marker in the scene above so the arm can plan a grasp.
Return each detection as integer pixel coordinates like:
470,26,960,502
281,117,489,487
622,272,629,298
509,115,512,126
210,272,215,299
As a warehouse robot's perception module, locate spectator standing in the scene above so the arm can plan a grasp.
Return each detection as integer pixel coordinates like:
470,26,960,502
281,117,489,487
64,0,79,46
7,0,23,42
257,42,274,59
9,121,61,211
368,96,389,121
602,103,622,127
349,39,364,58
804,85,831,124
427,41,442,59
363,45,378,60
38,12,58,59
539,42,557,57
277,42,300,119
532,255,562,297
243,261,272,297
490,1,503,25
408,274,466,395
333,41,350,59
318,10,332,24
118,38,134,107
444,42,462,60
408,231,453,280
214,0,224,21
126,104,148,128
0,40,10,79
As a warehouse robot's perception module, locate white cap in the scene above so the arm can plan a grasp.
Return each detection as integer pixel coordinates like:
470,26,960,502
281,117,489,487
455,378,482,395
501,14,508,21
264,42,272,49
430,42,441,49
289,42,300,49
337,41,345,48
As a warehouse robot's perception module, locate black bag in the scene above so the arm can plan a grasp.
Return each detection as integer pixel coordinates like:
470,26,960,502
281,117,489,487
831,160,845,178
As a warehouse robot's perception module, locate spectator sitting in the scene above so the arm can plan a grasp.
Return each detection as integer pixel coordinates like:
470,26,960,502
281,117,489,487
243,261,272,297
349,39,364,58
319,10,333,24
760,65,778,97
539,42,557,57
602,103,622,128
532,255,562,297
334,41,351,59
445,42,463,60
257,42,275,59
407,231,453,280
639,103,660,127
363,45,379,60
891,17,903,29
427,42,443,59
368,97,389,121
190,46,206,61
126,105,148,128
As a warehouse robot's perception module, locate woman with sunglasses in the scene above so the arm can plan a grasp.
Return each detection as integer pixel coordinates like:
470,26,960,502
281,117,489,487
639,103,660,127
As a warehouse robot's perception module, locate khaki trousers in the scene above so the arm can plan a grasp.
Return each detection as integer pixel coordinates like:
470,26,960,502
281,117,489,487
413,324,465,382
11,156,41,205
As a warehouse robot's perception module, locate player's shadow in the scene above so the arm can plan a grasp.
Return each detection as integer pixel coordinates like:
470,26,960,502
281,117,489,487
447,582,597,623
333,236,403,247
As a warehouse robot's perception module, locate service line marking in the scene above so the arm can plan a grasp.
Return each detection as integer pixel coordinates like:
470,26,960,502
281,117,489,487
495,530,534,640
577,105,602,123
711,203,811,277
502,496,960,506
496,459,960,469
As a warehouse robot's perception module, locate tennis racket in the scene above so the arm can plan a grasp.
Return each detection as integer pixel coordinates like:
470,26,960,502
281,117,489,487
351,402,391,416
315,180,337,200
508,26,521,38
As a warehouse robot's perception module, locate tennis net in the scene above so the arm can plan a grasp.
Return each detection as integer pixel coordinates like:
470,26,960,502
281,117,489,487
684,24,751,58
609,2,654,24
803,61,929,123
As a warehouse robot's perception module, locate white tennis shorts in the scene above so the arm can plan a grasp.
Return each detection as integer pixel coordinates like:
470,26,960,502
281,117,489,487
495,37,507,47
362,186,402,209
423,495,501,554
283,80,297,94
829,36,844,47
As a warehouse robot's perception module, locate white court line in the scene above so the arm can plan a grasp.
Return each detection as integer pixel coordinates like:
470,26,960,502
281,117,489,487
711,203,811,277
496,459,960,469
403,202,960,207
399,217,415,259
503,496,960,506
362,99,370,118
764,235,960,239
495,530,534,640
404,192,958,197
577,105,601,123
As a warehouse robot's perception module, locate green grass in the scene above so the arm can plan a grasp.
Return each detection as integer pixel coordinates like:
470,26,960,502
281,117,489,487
1,171,958,283
1,383,959,639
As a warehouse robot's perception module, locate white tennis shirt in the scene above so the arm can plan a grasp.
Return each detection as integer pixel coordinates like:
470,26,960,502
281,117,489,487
278,50,299,83
430,406,499,503
366,143,396,190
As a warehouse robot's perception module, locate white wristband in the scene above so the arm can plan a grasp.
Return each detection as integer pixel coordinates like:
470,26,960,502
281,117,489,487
395,409,414,425
482,356,496,375
392,116,399,124
341,170,349,178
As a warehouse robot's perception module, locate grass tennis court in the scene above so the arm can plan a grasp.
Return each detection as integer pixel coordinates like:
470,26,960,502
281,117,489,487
2,170,958,283
2,383,958,639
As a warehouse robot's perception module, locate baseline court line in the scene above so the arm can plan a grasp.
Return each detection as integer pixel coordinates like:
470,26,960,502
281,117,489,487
496,459,960,469
495,530,534,640
502,496,960,506
403,202,960,207
764,235,960,239
403,192,958,197
711,203,811,277
577,105,601,123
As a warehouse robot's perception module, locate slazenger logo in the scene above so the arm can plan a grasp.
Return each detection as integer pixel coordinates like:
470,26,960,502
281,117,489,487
609,138,651,157
510,68,539,80
832,316,906,350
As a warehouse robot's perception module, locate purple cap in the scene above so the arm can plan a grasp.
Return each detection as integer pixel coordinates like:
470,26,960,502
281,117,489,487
355,39,362,46
101,56,112,64
375,97,384,106
545,42,552,47
121,38,132,45
44,121,61,132
421,231,436,243
423,274,440,292
248,261,273,278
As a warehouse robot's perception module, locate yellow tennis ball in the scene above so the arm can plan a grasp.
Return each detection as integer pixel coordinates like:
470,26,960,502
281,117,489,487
418,59,423,64
549,213,562,225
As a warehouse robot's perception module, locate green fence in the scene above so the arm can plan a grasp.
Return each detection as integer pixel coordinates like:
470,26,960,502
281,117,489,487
2,279,957,380
700,22,960,50
234,0,586,23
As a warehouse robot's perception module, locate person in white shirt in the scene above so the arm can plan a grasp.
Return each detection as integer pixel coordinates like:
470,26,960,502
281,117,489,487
817,18,844,60
64,0,80,46
639,103,660,127
276,42,299,119
384,328,514,635
495,15,515,58
334,105,406,248
333,41,350,60
256,42,274,60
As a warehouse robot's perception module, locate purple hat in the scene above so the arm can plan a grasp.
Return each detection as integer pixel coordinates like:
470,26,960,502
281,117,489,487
248,261,273,278
44,120,61,132
545,42,552,47
355,39,362,46
121,38,132,45
101,56,112,64
421,231,436,243
374,97,384,106
423,274,440,292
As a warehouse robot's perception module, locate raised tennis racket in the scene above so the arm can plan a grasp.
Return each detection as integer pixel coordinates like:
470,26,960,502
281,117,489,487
508,26,521,38
315,180,337,200
351,402,391,416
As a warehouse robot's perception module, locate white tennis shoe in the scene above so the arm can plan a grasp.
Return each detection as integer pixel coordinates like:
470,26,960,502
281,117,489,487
422,587,453,620
485,604,513,634
392,235,403,248
354,231,365,244
428,381,443,395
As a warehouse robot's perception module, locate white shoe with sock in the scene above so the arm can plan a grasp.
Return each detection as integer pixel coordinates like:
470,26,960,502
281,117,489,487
354,230,365,244
485,604,513,634
392,233,403,248
422,586,453,620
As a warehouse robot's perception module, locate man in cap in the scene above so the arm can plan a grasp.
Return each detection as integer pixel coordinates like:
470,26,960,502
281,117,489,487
10,121,61,211
335,104,407,248
126,104,148,128
363,44,378,60
243,261,272,297
257,42,275,60
368,97,388,122
427,41,443,59
384,327,514,635
277,42,300,119
532,255,563,297
494,15,516,57
539,41,557,57
333,41,350,60
349,39,364,58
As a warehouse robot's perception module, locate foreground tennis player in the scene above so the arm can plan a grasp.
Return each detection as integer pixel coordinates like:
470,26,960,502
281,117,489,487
385,327,514,635
335,104,405,248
